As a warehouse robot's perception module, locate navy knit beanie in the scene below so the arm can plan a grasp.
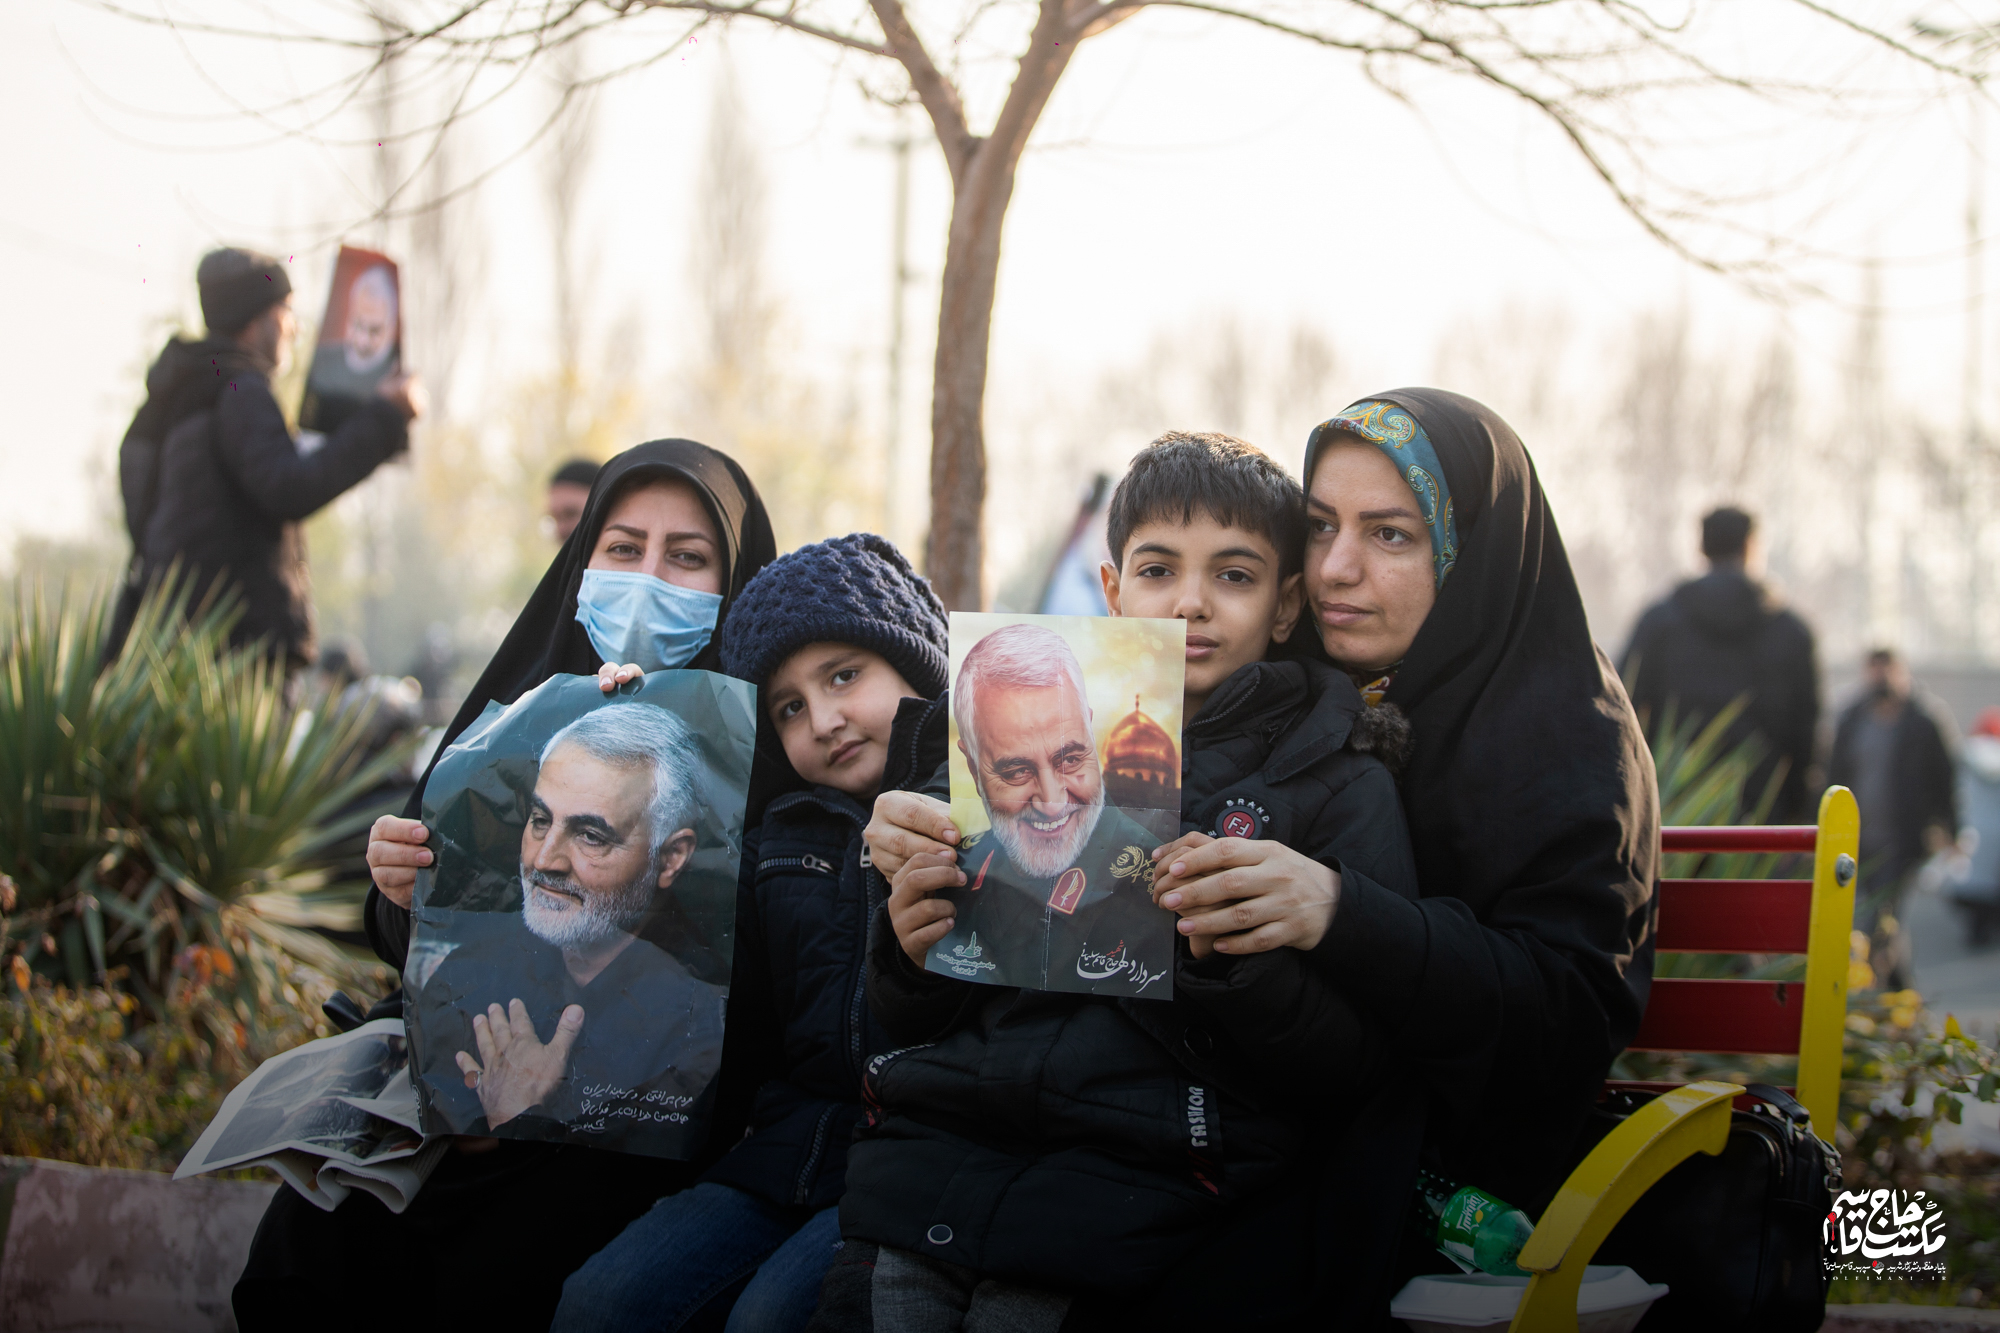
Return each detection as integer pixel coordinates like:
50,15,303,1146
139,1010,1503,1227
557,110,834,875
720,533,948,698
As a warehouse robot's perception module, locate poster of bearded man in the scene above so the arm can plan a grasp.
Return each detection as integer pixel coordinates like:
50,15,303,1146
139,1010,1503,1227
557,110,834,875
930,613,1185,999
404,670,754,1158
300,244,400,434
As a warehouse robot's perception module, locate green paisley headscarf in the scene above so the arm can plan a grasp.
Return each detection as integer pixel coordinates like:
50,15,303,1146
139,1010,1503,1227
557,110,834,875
1311,399,1460,587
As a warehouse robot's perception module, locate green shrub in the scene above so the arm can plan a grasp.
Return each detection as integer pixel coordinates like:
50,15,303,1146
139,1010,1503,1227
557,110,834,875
0,574,409,1022
0,961,364,1172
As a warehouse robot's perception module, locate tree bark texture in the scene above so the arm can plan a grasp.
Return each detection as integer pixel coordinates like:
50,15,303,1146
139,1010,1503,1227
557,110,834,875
905,0,1083,610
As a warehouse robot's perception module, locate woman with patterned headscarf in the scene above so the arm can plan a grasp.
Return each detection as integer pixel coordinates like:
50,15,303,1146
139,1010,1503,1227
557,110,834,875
1154,387,1657,1247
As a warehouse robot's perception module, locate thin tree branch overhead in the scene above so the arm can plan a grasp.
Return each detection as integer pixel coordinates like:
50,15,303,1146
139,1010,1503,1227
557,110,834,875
866,0,977,177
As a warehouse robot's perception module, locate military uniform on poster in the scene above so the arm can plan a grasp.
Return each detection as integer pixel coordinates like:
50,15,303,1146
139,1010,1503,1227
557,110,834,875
927,803,1173,999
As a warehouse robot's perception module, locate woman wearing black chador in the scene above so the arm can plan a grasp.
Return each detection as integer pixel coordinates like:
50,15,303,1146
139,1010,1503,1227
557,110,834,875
233,439,776,1332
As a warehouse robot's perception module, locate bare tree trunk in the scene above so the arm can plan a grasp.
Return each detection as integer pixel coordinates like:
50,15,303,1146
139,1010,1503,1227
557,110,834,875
893,0,1086,609
926,159,1013,610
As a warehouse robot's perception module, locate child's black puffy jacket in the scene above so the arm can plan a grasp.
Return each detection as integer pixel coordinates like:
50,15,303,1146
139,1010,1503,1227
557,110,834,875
840,658,1422,1314
700,781,895,1212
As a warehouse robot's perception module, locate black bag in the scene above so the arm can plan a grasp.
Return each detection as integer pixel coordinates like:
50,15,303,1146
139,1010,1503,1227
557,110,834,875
1584,1082,1839,1331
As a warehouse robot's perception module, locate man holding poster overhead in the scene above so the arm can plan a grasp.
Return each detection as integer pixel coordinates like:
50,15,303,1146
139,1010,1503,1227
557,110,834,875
111,246,422,670
927,621,1174,998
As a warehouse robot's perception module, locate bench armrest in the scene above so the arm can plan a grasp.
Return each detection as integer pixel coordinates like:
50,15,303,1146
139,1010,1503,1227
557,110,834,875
1507,1080,1741,1332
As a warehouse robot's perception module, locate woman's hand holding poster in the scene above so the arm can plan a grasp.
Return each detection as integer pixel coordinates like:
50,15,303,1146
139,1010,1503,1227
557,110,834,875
405,670,755,1158
929,613,1185,1000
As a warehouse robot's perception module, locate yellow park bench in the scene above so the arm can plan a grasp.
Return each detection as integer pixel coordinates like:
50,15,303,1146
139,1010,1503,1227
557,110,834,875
1507,786,1859,1330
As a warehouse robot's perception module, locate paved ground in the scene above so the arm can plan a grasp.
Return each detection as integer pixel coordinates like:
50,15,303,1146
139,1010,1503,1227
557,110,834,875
1905,880,2000,1153
1909,881,2000,1040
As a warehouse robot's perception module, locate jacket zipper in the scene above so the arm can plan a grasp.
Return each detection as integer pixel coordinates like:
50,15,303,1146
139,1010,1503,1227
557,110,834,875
850,850,881,1076
793,1103,839,1205
762,787,877,1199
757,853,838,875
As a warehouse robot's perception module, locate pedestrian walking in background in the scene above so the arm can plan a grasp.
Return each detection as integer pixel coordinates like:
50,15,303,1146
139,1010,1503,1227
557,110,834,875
1620,506,1820,822
1829,648,1958,989
109,246,423,671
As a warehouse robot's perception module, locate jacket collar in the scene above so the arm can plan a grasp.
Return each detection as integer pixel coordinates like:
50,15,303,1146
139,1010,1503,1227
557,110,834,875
1189,658,1364,785
767,783,872,826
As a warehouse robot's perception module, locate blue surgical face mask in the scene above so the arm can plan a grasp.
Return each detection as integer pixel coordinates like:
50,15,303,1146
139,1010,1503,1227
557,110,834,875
573,569,724,672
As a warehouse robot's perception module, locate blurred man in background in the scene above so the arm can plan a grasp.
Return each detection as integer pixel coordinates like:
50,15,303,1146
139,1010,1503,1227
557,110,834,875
546,458,600,544
110,246,423,671
1830,648,1957,989
1620,506,1820,821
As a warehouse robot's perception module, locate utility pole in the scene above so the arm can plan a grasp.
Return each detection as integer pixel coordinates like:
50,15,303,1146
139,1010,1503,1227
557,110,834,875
861,125,920,553
887,130,914,549
1966,83,1988,658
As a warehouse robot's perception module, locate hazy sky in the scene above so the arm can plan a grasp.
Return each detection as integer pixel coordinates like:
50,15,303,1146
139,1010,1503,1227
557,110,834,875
1,1,1987,556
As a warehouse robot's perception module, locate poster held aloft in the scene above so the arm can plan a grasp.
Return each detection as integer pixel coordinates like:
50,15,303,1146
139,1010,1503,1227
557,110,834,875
405,670,756,1159
928,612,1185,1000
299,244,400,435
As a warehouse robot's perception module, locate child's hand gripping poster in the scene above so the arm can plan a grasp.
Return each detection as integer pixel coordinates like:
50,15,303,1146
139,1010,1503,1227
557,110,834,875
928,613,1185,1001
405,671,755,1158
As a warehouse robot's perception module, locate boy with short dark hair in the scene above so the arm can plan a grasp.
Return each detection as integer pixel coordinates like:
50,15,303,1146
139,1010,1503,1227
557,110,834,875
825,433,1421,1330
553,532,949,1333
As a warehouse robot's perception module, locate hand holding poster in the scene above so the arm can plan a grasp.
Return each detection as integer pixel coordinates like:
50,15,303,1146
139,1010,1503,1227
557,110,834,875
928,613,1185,1000
405,670,755,1158
299,244,400,434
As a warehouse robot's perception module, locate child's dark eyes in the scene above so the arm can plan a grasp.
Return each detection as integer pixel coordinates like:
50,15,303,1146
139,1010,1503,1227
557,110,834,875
1136,563,1173,579
1217,568,1253,585
831,667,860,687
774,698,804,723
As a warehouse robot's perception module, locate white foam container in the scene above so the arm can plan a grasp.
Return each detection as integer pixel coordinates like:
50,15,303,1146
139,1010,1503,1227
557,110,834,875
1390,1265,1668,1333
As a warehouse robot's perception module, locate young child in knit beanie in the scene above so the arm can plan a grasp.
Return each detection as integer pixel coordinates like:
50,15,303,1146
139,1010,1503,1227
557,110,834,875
551,532,948,1333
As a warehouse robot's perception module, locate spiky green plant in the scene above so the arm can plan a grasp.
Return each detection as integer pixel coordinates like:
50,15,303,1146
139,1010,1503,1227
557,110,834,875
0,574,409,1025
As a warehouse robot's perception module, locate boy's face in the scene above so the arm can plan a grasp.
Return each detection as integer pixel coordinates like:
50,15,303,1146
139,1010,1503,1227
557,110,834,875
766,643,918,800
1099,515,1303,714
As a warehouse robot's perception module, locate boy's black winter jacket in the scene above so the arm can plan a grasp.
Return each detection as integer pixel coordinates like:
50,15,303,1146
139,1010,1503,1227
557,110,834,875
840,658,1421,1313
701,780,896,1212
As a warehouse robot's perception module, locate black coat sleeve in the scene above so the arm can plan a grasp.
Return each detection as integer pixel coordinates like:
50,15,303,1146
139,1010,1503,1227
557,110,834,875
1916,707,1960,836
1310,816,1650,1208
1174,757,1418,1094
862,692,979,1044
365,882,411,971
211,380,406,521
1772,614,1822,817
863,893,985,1047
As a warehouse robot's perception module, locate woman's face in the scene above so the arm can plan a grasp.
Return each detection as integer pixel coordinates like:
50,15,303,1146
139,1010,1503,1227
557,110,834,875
585,477,724,594
1304,437,1438,674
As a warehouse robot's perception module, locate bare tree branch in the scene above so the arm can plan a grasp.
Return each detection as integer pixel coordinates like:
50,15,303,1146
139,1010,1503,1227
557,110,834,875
983,0,1079,168
627,0,893,55
868,0,977,177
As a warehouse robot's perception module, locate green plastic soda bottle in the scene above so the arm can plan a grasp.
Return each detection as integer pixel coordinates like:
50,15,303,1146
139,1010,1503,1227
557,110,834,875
1415,1168,1535,1277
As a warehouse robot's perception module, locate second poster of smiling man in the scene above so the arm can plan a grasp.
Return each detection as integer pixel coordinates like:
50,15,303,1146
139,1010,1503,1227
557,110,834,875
928,612,1186,1000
